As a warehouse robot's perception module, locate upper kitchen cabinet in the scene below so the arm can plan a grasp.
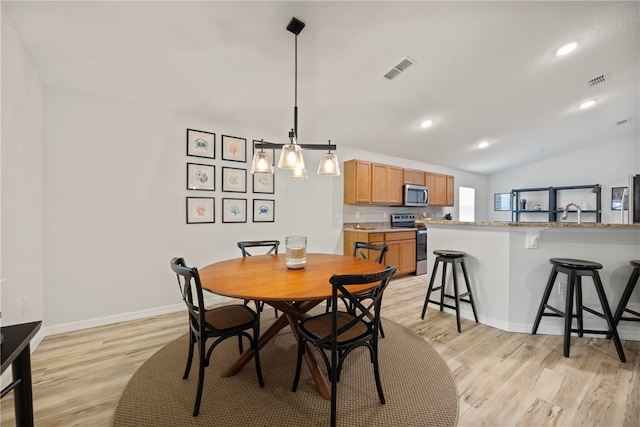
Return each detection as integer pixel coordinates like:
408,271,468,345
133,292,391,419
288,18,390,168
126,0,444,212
371,163,403,205
446,175,455,205
344,160,402,205
344,160,372,204
344,159,454,207
425,172,455,206
403,169,426,186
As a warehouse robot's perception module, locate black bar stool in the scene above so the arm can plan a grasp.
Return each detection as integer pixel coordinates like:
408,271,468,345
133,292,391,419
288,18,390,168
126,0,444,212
612,260,640,328
531,258,626,362
421,250,478,332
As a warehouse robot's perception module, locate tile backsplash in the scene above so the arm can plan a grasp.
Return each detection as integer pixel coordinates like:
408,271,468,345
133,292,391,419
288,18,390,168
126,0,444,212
343,204,445,225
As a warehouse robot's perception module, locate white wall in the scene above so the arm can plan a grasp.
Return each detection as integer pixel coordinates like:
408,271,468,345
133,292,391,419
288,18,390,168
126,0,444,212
488,134,640,223
42,88,350,328
40,88,488,330
1,9,45,326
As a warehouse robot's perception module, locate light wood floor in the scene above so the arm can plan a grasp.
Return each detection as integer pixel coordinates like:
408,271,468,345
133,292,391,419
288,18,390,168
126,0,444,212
2,275,638,426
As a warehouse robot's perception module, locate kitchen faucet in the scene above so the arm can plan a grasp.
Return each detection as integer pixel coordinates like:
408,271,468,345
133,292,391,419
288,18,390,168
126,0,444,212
561,202,582,223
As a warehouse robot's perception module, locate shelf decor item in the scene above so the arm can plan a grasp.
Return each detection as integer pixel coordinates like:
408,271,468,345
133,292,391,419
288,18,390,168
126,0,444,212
186,197,214,224
222,198,247,223
222,167,247,193
221,135,247,163
253,199,275,222
187,163,215,191
186,129,215,159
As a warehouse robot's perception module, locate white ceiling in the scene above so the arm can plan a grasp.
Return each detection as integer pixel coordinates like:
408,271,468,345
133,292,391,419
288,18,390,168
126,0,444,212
3,1,639,175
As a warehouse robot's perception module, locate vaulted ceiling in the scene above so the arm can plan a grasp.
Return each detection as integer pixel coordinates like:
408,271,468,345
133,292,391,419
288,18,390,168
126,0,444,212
3,1,639,174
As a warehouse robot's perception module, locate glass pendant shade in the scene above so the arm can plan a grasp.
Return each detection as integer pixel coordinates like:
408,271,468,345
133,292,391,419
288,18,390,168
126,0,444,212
278,143,304,170
317,152,341,176
250,151,274,174
288,162,308,179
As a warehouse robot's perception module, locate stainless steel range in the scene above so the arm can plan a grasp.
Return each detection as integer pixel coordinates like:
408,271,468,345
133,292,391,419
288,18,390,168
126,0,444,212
390,213,428,276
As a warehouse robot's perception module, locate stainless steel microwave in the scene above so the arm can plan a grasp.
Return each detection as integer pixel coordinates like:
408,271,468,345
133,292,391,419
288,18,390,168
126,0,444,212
403,184,429,206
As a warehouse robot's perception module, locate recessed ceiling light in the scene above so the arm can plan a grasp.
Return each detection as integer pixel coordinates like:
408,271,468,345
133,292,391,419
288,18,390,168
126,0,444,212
556,42,577,56
420,120,433,128
579,100,596,109
478,141,489,148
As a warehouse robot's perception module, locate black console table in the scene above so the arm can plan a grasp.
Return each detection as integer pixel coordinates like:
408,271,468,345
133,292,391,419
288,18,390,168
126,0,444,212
1,321,41,427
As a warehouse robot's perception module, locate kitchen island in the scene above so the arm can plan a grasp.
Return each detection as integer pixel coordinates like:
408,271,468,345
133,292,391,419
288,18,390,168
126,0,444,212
421,220,640,340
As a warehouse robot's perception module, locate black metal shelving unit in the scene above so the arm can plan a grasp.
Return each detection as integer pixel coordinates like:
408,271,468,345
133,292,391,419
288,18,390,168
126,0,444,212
511,184,601,223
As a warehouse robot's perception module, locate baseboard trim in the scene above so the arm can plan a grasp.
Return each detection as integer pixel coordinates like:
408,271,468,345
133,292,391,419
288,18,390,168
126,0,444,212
42,294,231,337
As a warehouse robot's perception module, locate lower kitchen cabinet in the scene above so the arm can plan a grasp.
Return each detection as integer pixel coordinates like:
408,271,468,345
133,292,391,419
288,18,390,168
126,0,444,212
343,230,416,275
384,232,416,275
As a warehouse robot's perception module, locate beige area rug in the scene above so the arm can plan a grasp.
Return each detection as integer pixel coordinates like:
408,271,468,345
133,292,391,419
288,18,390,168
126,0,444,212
113,318,458,427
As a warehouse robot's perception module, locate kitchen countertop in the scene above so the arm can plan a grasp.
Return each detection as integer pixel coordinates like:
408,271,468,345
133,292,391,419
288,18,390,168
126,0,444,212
343,226,418,233
343,221,640,230
419,220,640,228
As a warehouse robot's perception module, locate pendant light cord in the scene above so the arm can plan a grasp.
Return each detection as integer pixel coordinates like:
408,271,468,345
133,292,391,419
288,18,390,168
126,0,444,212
293,34,298,141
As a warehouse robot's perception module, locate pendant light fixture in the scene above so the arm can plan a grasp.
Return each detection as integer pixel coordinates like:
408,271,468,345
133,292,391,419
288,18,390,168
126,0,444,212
250,139,274,174
317,140,341,176
278,17,306,178
253,17,339,178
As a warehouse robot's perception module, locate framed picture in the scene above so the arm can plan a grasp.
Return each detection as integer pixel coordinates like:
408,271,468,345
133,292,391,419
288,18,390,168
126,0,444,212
222,198,247,223
187,163,215,191
221,135,247,162
252,140,275,166
494,193,511,211
611,187,628,210
186,197,214,224
253,173,274,194
222,167,247,193
186,129,215,159
253,199,275,222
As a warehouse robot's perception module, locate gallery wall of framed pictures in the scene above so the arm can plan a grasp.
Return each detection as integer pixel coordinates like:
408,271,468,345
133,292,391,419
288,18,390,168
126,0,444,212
185,128,276,224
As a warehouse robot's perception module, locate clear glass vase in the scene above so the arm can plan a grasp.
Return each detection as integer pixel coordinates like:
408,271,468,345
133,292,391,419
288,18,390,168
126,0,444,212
285,236,307,269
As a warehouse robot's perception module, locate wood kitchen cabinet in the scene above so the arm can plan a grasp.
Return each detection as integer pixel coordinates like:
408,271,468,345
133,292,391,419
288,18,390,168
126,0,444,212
425,172,454,206
344,159,453,207
343,160,372,204
371,163,403,205
343,230,416,275
384,231,416,275
446,175,455,205
403,169,426,186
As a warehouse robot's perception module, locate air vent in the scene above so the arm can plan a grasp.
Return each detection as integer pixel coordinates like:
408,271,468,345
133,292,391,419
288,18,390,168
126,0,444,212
587,74,606,87
616,119,629,126
383,56,417,80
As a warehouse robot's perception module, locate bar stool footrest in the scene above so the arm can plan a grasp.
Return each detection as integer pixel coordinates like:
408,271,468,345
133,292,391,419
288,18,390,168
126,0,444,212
426,300,458,311
570,328,611,336
582,306,605,319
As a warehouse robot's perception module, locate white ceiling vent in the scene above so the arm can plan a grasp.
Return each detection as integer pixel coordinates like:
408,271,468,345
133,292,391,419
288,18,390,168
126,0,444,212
587,74,607,87
383,56,417,81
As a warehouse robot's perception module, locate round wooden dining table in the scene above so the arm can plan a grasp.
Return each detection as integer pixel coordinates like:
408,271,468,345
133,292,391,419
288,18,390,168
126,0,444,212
199,253,386,399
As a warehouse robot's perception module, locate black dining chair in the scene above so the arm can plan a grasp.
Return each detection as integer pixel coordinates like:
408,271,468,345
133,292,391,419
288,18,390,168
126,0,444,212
326,242,389,337
292,266,396,427
237,240,280,318
170,257,264,416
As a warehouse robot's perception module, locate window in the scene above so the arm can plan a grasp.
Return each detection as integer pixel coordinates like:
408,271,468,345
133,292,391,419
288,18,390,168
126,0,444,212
459,187,475,222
